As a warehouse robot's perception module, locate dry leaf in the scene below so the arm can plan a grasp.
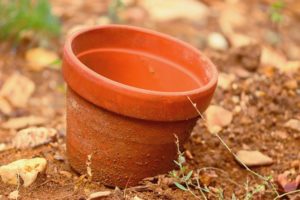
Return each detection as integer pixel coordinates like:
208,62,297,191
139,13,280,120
140,0,208,22
0,157,47,187
205,105,233,133
1,116,47,130
0,74,35,108
25,48,59,71
236,150,273,167
13,127,57,149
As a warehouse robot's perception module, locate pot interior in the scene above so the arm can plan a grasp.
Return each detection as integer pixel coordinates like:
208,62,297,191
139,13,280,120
71,26,215,93
77,48,205,92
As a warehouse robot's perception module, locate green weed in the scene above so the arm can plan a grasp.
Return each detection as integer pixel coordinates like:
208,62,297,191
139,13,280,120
269,0,285,24
0,0,60,45
168,96,300,199
170,135,211,199
108,0,124,23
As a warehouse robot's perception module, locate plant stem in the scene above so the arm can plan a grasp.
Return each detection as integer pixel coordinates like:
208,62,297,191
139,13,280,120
274,189,300,200
187,96,280,197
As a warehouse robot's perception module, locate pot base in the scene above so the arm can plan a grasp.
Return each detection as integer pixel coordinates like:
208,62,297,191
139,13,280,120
66,88,197,187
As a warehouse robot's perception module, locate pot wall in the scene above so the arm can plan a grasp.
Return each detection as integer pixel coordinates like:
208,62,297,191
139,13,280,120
66,88,197,187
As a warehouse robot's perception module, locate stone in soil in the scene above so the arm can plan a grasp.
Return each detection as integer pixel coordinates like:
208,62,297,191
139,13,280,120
236,150,273,167
0,157,47,187
285,119,300,132
205,105,233,133
208,32,229,51
13,127,57,149
0,74,35,108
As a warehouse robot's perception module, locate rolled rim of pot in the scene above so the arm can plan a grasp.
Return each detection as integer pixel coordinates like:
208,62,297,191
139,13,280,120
63,25,218,122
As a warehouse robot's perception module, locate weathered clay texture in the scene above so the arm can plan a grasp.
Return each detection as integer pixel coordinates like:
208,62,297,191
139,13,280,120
67,88,197,187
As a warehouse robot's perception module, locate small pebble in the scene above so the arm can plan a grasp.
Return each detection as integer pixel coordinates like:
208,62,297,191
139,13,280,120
284,80,298,90
208,32,228,51
285,119,300,132
8,190,19,200
236,150,273,167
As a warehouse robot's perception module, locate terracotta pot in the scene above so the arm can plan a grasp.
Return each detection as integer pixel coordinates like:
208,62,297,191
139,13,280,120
63,25,218,187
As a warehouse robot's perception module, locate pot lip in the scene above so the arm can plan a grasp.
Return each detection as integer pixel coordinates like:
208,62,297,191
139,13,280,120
64,24,218,97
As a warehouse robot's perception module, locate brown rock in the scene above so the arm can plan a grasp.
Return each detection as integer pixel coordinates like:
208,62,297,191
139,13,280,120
285,119,300,132
236,150,273,167
284,80,298,90
13,127,57,149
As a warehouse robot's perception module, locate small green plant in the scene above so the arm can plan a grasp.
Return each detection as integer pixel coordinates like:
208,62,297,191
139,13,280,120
170,135,211,199
186,96,300,199
170,135,193,191
170,135,270,200
244,179,266,200
108,0,124,23
269,0,285,24
0,0,60,45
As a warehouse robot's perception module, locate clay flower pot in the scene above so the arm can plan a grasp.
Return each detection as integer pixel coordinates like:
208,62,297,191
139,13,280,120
63,25,218,187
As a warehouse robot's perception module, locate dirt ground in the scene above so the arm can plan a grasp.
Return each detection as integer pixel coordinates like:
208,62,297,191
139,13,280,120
0,0,299,199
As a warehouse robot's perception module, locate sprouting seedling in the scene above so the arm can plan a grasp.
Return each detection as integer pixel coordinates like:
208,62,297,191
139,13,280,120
243,178,266,200
171,134,273,200
108,0,124,23
269,0,285,24
170,135,192,190
170,135,210,199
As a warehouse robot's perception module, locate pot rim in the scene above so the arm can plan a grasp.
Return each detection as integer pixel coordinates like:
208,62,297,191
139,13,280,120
64,25,218,97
